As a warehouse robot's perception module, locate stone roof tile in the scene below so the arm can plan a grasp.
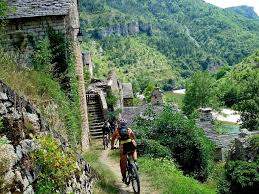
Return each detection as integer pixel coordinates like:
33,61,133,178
6,0,72,19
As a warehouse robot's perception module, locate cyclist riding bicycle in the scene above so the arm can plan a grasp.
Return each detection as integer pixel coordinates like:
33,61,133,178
111,118,138,183
102,120,111,135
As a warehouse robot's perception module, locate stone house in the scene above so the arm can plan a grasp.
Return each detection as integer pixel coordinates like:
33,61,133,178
151,87,163,105
122,83,134,107
1,0,91,150
2,0,81,63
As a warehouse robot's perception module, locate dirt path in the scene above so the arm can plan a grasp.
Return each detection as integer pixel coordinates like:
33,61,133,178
100,149,159,194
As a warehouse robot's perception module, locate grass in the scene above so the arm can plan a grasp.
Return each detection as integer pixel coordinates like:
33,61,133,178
0,49,81,146
109,147,217,194
84,143,119,194
138,157,217,194
163,92,185,108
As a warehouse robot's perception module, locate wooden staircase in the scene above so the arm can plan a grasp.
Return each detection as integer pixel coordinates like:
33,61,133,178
87,93,105,139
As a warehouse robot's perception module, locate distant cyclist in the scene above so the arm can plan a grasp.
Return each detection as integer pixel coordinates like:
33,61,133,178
111,118,138,183
102,120,111,135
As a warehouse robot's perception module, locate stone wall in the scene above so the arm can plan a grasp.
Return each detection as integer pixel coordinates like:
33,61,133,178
122,105,164,127
0,80,96,193
229,134,259,162
1,16,66,64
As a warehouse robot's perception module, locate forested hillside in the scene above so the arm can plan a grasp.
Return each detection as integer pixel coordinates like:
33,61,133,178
80,0,259,85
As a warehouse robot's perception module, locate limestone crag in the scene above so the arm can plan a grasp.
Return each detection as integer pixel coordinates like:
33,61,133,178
91,21,153,39
0,80,96,194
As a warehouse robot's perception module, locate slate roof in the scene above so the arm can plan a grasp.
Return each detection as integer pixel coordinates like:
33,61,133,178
6,0,72,19
122,83,134,99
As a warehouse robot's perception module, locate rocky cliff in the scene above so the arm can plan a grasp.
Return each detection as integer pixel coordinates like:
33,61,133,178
89,21,152,39
0,80,96,194
226,5,258,19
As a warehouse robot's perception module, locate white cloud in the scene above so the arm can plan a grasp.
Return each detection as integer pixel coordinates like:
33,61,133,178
204,0,259,15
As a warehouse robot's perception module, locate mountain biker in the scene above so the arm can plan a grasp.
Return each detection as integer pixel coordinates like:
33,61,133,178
102,120,111,135
111,118,138,183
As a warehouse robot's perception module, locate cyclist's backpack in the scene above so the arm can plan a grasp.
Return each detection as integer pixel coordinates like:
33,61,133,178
119,126,129,140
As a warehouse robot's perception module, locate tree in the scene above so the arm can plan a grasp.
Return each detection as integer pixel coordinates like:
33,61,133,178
0,0,8,16
183,71,215,116
144,83,155,102
236,71,259,130
136,107,214,181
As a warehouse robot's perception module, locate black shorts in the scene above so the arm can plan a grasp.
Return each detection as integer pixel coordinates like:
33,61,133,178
123,142,136,155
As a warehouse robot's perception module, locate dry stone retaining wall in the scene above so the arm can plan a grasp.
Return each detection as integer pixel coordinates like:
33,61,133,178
0,80,96,194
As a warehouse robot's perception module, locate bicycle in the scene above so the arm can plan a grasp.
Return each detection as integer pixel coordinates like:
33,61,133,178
124,151,140,194
103,132,110,150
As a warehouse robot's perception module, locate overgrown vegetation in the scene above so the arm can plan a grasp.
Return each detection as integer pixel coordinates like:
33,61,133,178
32,135,78,193
218,135,259,194
0,47,81,146
139,157,216,194
134,106,214,181
0,0,8,17
163,92,184,108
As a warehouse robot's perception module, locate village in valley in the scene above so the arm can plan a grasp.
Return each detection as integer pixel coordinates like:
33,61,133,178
0,0,259,194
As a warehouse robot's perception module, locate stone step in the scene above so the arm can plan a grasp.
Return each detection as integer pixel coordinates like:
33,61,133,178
89,128,103,132
90,121,104,125
91,135,103,139
88,110,103,114
87,101,99,106
89,125,103,130
89,117,104,120
90,127,103,131
90,130,103,134
89,115,104,119
89,115,104,118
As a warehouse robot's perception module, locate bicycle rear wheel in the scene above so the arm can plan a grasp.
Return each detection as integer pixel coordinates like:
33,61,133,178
103,135,107,150
131,163,140,194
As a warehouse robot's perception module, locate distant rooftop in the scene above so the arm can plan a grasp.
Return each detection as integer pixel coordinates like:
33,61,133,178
122,83,134,99
6,0,72,19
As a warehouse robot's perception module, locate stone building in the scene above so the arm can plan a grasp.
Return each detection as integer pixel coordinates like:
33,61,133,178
2,0,90,150
1,0,82,63
122,83,134,107
199,108,213,122
151,87,163,105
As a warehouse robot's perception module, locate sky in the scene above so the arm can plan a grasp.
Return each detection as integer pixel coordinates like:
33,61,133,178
204,0,259,15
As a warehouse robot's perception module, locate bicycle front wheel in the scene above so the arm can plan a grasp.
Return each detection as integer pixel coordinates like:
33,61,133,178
131,163,140,194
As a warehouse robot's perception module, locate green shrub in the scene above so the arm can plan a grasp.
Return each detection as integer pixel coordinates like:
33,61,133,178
249,135,259,159
219,160,259,194
0,0,9,16
218,135,259,194
32,135,78,193
0,49,81,146
33,37,52,74
137,138,171,159
135,106,214,181
106,91,118,109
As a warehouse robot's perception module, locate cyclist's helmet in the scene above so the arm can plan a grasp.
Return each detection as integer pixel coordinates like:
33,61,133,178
119,118,127,127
